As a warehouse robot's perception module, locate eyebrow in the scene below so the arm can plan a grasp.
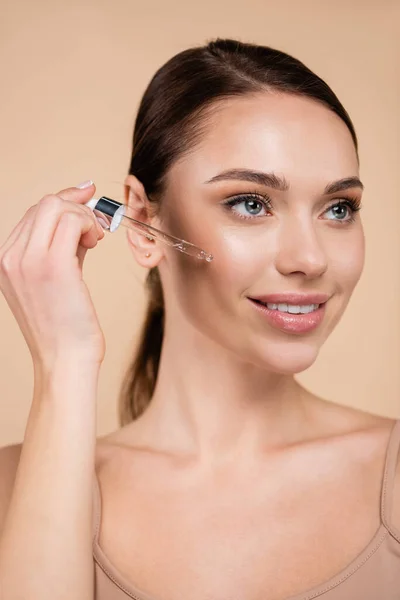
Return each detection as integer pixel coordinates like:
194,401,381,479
204,169,364,194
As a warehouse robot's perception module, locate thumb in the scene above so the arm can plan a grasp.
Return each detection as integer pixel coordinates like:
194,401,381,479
56,180,97,204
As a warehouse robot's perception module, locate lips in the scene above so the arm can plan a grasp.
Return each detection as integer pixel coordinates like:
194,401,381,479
247,292,331,334
248,292,331,306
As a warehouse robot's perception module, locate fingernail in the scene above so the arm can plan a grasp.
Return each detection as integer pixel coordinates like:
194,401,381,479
76,180,94,189
97,216,110,230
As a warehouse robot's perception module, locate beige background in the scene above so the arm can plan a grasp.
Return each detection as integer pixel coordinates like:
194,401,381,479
0,0,399,447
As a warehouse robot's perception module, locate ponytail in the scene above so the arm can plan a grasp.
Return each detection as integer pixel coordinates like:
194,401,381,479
118,267,164,425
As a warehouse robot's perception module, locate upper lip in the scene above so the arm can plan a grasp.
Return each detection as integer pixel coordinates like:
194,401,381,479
249,292,331,305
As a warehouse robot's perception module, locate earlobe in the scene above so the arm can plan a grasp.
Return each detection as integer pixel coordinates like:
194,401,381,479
127,228,163,268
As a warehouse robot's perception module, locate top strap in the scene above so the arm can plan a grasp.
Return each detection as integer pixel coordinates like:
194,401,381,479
92,469,102,545
381,418,400,535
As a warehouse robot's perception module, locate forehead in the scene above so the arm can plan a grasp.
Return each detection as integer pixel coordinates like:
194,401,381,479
171,92,359,192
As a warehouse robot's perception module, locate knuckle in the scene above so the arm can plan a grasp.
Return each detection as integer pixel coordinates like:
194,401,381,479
0,251,17,274
39,194,62,209
24,205,36,217
83,207,100,229
81,204,97,222
80,204,93,216
60,211,80,225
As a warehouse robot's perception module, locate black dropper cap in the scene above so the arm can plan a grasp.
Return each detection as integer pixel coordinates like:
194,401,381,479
93,196,122,218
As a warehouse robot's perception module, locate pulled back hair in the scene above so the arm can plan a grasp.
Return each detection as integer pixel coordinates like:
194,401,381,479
117,37,359,426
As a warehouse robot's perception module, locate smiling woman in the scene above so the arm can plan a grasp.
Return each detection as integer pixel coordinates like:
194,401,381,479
0,36,399,600
120,55,367,397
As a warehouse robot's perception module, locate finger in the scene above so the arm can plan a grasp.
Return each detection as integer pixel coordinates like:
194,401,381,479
56,180,96,205
25,196,104,256
0,180,96,258
49,211,100,265
0,181,95,254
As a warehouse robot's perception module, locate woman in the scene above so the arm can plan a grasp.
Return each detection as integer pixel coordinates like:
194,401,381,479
0,38,399,600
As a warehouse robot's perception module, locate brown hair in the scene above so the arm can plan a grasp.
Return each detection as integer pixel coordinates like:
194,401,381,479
117,37,359,426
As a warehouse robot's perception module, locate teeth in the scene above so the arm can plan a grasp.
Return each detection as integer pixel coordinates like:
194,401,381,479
265,302,320,314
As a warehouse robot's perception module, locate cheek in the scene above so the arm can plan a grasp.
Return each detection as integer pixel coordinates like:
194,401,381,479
172,233,255,306
165,229,264,332
207,228,275,291
328,228,365,294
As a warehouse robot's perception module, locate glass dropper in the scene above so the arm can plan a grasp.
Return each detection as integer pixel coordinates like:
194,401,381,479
85,196,213,262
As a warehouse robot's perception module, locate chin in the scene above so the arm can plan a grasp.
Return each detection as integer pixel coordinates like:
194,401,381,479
253,339,321,374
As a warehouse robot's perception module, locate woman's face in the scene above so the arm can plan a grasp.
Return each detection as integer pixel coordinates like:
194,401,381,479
156,92,365,373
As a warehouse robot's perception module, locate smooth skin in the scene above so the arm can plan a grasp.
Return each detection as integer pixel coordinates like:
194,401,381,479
0,94,399,600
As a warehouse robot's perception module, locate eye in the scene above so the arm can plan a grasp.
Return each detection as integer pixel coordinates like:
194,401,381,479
324,198,362,223
222,192,272,220
222,193,362,223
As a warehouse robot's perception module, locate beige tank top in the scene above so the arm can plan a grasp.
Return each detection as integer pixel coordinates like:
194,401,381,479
92,419,400,599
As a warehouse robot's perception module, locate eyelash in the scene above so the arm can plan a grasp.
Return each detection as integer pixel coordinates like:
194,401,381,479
223,191,362,224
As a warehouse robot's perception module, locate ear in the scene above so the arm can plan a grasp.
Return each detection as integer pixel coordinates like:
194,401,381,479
124,174,164,269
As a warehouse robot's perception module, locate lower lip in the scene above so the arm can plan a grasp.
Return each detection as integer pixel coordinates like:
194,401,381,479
248,299,327,334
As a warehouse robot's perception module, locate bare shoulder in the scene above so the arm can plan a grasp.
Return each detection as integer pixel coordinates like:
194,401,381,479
0,442,23,531
345,411,400,533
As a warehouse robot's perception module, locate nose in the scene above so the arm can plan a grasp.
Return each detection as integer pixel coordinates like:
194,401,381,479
274,219,328,279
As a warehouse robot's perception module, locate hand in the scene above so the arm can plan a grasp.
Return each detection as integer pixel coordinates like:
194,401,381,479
0,181,107,370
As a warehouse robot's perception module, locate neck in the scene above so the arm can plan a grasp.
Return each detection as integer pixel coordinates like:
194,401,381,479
129,319,317,465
